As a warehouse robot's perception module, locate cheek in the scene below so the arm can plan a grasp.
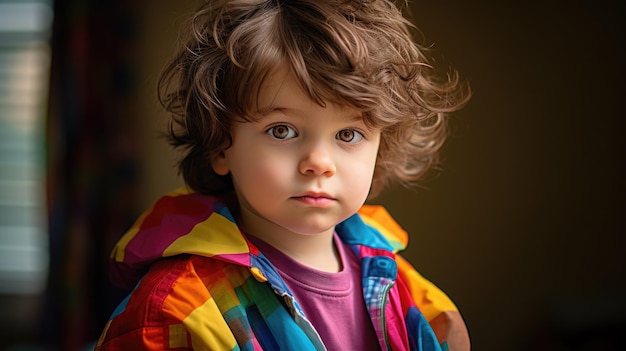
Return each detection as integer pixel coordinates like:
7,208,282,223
359,143,380,175
230,153,289,191
354,145,380,192
341,151,377,184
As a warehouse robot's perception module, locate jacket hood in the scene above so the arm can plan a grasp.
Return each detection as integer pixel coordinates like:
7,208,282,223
109,188,409,290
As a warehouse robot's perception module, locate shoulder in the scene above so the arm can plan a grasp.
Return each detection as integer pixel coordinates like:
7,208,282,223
109,255,215,325
97,255,247,349
126,255,246,315
395,256,471,351
357,205,408,252
105,257,233,330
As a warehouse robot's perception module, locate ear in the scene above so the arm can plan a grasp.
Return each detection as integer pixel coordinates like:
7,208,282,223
211,151,230,176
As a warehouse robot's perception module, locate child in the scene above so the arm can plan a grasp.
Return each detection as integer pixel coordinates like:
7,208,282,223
95,0,470,350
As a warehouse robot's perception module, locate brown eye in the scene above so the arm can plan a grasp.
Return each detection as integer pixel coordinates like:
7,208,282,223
267,124,297,139
336,129,363,143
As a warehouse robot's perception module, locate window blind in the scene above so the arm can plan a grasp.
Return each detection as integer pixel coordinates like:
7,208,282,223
0,1,53,295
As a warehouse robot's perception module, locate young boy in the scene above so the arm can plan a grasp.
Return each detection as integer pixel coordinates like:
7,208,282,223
95,0,470,350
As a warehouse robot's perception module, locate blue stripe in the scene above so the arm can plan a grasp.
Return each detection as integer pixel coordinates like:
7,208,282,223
336,213,394,251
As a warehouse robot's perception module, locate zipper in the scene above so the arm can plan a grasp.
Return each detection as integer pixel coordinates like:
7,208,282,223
360,254,398,351
379,281,394,351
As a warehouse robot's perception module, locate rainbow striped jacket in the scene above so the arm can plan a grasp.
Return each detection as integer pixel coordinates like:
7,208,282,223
95,189,469,350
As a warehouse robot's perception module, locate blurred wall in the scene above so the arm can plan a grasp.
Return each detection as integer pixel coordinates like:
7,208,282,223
381,1,626,349
133,1,192,204
133,1,625,350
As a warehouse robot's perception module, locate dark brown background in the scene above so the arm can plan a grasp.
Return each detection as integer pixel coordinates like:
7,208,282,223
376,0,626,349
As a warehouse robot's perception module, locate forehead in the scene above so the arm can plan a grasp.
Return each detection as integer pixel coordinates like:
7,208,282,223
253,68,361,120
255,69,309,111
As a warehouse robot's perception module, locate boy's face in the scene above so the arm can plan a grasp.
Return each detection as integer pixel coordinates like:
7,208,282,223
211,71,380,241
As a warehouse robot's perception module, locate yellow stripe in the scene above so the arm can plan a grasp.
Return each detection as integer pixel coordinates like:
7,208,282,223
164,212,249,258
184,297,238,350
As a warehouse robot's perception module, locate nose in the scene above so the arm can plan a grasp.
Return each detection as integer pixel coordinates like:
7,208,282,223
298,142,336,177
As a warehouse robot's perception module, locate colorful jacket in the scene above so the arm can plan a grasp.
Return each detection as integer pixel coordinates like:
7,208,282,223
95,188,469,350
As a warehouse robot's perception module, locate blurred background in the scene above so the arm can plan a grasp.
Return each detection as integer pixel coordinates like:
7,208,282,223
0,0,623,350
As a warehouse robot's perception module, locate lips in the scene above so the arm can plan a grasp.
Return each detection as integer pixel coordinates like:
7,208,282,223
292,192,335,207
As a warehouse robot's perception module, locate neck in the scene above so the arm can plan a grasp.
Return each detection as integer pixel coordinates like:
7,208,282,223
242,221,341,272
230,193,343,272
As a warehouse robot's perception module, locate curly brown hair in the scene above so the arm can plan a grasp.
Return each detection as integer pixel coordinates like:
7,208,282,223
158,0,470,198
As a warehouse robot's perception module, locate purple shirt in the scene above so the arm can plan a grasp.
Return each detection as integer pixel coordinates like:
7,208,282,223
249,233,380,350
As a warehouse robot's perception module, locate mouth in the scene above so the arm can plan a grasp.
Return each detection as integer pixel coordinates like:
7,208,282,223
291,192,336,207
